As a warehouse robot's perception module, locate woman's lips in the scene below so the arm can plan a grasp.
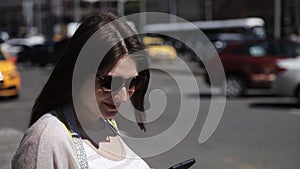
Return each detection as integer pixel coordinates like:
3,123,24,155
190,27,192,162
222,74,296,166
104,102,118,111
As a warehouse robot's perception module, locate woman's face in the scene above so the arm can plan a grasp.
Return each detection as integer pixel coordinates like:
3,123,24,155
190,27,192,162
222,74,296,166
96,56,138,119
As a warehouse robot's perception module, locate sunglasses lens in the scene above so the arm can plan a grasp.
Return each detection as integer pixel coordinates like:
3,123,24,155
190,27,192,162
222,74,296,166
99,76,124,91
129,76,145,92
111,77,124,91
99,76,112,90
98,75,147,94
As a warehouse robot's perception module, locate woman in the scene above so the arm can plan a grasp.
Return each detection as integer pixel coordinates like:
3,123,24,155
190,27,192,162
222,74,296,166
12,10,151,169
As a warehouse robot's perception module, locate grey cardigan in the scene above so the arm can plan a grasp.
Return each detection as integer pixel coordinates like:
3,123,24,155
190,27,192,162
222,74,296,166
12,113,80,169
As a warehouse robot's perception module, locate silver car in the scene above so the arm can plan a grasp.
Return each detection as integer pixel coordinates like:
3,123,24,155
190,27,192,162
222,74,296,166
272,57,300,104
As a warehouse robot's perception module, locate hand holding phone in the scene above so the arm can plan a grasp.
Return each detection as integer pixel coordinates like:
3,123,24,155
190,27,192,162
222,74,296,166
169,158,196,169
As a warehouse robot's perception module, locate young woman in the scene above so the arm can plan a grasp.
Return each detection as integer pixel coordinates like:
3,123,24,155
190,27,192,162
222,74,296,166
12,10,151,169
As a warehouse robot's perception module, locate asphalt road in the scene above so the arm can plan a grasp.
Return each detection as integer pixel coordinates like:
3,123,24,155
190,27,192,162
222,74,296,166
1,59,300,169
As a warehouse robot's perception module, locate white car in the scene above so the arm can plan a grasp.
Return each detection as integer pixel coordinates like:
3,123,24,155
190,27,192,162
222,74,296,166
1,34,46,60
272,57,300,104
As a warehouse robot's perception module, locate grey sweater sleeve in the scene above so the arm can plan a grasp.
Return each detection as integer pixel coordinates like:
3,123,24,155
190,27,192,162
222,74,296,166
11,114,80,169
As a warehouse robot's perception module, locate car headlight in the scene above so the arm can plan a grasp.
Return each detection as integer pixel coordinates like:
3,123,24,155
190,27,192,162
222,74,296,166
0,71,3,82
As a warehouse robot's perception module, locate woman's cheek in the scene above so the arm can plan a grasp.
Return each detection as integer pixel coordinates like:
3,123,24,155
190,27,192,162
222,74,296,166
96,90,112,102
96,90,104,102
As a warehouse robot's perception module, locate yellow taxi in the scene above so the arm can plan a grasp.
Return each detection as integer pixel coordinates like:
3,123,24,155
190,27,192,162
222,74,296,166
0,48,21,97
143,36,177,61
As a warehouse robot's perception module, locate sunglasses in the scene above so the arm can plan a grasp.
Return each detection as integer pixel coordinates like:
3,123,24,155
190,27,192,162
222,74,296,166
97,75,146,94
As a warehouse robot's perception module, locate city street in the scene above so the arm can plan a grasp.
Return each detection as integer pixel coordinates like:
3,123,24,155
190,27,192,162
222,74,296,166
1,59,300,169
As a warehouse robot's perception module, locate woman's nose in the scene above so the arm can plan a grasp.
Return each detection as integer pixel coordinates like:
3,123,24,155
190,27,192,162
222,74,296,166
115,86,128,103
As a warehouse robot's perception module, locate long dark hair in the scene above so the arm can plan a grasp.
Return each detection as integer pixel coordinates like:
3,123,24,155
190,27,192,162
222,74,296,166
30,10,150,130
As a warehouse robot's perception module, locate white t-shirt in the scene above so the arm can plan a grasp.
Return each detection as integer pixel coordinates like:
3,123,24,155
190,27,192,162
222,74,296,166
12,112,150,169
83,138,150,169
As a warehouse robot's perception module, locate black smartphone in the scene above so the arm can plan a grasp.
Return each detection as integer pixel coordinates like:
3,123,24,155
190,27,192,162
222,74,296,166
169,158,196,169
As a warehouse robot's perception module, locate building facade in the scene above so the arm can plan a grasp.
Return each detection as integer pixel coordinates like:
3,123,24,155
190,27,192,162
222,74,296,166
0,0,299,38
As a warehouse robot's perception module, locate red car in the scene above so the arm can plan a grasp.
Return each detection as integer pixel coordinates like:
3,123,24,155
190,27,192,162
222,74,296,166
205,39,300,96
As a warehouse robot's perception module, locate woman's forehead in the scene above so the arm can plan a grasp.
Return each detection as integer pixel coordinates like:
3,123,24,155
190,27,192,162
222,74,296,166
109,57,138,77
97,56,138,77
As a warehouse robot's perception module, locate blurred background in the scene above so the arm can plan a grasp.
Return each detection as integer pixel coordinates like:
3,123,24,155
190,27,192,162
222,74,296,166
0,0,298,38
1,0,300,169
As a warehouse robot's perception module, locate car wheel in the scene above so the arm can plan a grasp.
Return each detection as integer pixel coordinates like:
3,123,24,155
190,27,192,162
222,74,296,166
225,75,246,97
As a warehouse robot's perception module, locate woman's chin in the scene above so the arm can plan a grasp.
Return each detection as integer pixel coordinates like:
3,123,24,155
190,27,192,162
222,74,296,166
98,102,119,119
101,110,118,119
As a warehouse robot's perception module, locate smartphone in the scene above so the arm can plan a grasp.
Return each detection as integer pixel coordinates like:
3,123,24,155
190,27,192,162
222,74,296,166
169,158,196,169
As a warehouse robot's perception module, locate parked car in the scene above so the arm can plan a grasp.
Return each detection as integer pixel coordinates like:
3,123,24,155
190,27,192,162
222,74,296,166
204,39,300,96
1,34,46,63
0,47,21,98
17,37,69,66
272,57,300,104
143,36,177,61
0,30,9,43
206,33,259,53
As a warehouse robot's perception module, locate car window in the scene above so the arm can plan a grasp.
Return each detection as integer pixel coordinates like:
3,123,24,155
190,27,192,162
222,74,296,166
234,41,270,57
249,45,266,56
274,41,300,57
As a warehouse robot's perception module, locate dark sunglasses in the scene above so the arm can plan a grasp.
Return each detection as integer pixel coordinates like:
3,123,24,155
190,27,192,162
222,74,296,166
97,75,147,94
